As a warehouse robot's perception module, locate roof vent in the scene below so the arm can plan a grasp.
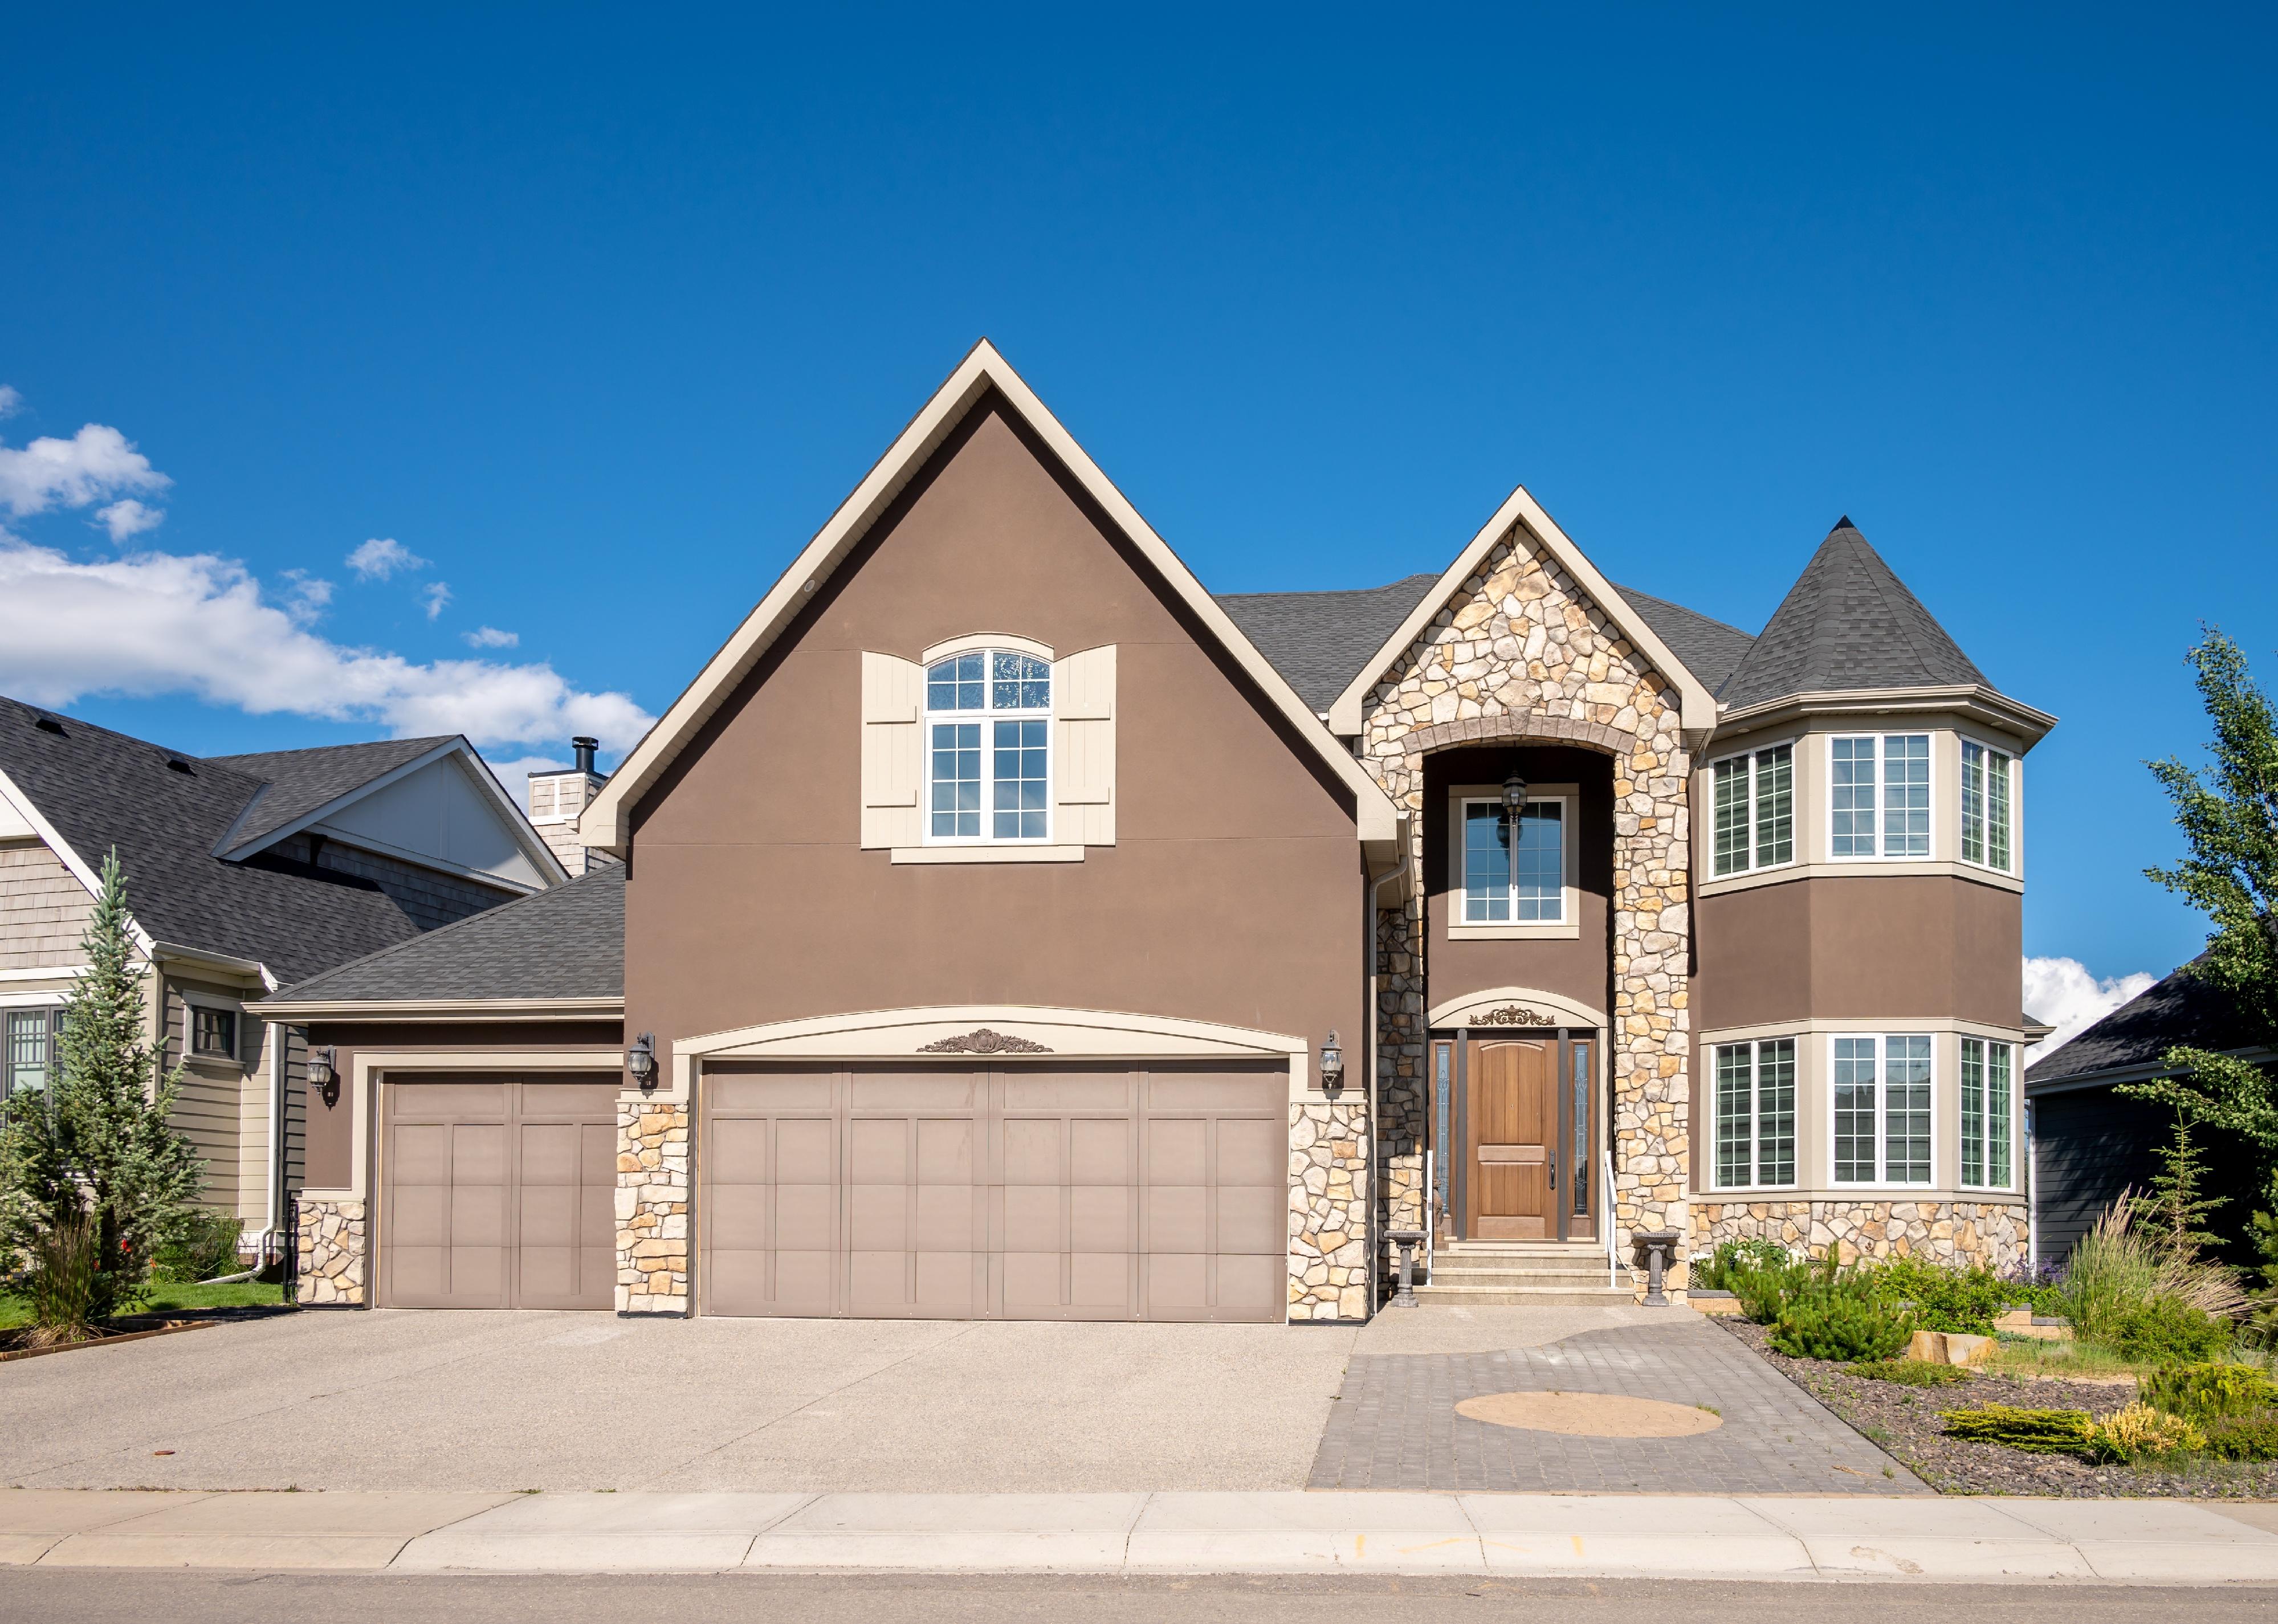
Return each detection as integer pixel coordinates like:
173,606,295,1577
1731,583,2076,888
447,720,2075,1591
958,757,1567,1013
167,758,195,775
34,717,65,736
571,736,598,775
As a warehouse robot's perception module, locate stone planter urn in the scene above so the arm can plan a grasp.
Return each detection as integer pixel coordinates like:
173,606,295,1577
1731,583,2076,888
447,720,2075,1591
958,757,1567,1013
1631,1229,1682,1306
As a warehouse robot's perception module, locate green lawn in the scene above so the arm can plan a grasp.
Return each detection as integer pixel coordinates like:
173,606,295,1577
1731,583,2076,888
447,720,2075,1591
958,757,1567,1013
0,1279,286,1331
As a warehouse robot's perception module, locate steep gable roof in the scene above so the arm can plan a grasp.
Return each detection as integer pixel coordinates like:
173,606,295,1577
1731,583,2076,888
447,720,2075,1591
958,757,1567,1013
1717,520,1988,710
207,736,458,855
1613,586,1758,697
259,863,625,1011
1323,487,1721,735
578,340,1403,850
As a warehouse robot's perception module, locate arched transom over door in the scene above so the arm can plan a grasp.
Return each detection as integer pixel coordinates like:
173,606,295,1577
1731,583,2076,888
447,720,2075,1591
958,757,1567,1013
699,1061,1285,1323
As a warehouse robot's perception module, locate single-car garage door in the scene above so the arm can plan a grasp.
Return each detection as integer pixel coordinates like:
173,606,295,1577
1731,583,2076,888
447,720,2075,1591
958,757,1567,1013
378,1074,620,1309
702,1063,1284,1322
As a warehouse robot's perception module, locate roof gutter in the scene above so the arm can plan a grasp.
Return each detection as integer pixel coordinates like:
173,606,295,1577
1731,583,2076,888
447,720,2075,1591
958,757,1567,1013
1714,685,2059,747
251,995,625,1025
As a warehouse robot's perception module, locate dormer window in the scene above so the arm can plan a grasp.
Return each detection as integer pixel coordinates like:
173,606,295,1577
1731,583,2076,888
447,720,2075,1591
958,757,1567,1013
926,651,1052,842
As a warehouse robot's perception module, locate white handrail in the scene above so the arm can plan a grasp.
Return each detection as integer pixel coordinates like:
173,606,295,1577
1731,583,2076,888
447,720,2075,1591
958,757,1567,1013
1603,1148,1617,1290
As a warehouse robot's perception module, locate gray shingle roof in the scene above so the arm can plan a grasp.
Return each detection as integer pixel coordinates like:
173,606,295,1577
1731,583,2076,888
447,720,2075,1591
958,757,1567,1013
207,737,457,855
1612,585,1757,696
2025,958,2268,1087
1717,520,1987,710
262,863,624,1005
1215,573,1442,714
0,696,430,984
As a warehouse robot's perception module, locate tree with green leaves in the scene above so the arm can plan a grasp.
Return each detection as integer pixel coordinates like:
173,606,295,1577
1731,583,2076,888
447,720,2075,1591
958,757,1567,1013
0,849,206,1325
2119,630,2278,1153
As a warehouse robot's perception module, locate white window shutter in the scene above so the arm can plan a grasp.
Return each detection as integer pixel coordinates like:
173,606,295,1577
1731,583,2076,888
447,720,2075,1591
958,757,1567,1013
860,651,923,848
1054,644,1116,846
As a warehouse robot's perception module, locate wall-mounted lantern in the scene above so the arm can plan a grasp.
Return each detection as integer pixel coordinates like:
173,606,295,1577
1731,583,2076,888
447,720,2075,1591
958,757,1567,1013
307,1045,340,1108
627,1032,658,1091
1319,1030,1345,1093
1501,766,1529,813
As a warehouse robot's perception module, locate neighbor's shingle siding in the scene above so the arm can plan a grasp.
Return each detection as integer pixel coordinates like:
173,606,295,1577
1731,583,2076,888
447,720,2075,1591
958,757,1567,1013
269,831,520,935
0,840,95,970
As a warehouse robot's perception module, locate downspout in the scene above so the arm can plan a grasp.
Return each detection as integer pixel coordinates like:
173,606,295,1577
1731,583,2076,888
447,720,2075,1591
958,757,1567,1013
1365,840,1405,1317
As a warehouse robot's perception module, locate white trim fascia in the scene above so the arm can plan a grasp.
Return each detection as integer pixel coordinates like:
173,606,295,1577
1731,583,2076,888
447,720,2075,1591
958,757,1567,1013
577,339,1400,851
918,631,1056,665
218,740,572,887
0,964,89,983
1428,986,1609,1030
1698,858,2024,899
308,1045,627,1205
1715,686,2056,749
148,942,278,993
1325,486,1719,737
252,995,624,1023
1696,1014,2030,1044
0,989,76,1009
0,765,156,958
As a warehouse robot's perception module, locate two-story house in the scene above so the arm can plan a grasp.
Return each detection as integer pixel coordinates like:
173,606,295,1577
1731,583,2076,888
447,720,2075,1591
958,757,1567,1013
0,701,574,1263
257,341,2051,1319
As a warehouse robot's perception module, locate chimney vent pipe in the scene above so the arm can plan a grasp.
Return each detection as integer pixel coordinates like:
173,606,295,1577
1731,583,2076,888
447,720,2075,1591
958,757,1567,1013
572,736,598,775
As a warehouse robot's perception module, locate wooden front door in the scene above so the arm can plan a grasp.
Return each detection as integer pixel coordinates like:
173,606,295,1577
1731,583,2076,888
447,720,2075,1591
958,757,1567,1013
1463,1038,1558,1240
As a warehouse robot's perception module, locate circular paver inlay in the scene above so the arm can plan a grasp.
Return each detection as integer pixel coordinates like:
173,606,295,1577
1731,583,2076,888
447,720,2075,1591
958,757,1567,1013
1454,1390,1723,1438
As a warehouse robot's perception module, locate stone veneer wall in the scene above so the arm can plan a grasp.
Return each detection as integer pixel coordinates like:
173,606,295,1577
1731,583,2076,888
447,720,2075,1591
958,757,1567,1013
1356,527,1695,1295
1289,1099,1371,1319
296,1195,365,1304
617,1096,691,1315
1696,1198,2027,1273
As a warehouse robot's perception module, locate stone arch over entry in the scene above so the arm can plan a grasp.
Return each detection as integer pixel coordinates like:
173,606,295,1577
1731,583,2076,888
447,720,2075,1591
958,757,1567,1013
1401,714,1634,759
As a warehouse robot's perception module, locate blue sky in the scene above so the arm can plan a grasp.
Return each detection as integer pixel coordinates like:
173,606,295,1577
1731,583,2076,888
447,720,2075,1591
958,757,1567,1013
2,5,2271,1016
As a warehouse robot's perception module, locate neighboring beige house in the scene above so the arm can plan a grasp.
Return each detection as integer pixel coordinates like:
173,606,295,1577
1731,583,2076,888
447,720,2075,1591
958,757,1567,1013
258,341,2055,1322
0,700,585,1260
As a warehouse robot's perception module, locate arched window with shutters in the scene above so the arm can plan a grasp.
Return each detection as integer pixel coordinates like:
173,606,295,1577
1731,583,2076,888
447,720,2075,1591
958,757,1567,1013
924,650,1052,842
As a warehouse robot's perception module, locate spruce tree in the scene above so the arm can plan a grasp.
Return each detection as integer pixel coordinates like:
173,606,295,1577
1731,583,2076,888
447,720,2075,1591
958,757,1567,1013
0,850,206,1320
2141,1109,2228,1261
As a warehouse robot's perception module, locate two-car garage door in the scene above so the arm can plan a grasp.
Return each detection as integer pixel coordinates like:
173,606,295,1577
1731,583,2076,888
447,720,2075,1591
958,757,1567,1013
700,1063,1285,1322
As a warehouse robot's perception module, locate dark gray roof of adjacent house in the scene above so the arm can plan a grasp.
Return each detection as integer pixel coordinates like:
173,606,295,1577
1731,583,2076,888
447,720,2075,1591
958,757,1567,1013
262,863,625,1006
1611,585,1757,696
207,736,458,855
0,696,436,985
1716,520,1988,711
2025,959,2269,1088
1216,572,1442,714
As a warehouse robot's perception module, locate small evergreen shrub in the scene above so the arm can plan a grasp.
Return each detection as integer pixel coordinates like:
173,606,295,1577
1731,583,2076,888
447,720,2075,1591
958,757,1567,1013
2141,1362,2278,1421
1941,1404,2097,1455
1730,1255,1809,1324
2203,1418,2278,1461
1872,1256,2010,1335
1767,1262,1916,1361
1849,1358,1972,1388
2088,1402,2206,1464
154,1211,243,1283
2110,1297,2234,1363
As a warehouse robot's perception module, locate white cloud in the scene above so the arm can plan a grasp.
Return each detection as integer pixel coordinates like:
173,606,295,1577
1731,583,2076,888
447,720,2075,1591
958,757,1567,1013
0,386,21,418
2024,956,2159,1062
0,535,653,755
280,569,334,625
421,581,452,620
481,753,569,811
0,421,170,520
463,626,519,648
95,498,164,541
345,537,427,580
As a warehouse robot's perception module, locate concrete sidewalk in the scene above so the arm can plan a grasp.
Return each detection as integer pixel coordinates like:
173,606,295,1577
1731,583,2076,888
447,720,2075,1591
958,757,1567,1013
3,1490,2277,1583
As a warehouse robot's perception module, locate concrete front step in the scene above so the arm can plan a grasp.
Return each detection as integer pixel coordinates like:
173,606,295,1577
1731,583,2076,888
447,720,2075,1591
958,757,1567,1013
1426,1270,1614,1289
1408,1283,1637,1306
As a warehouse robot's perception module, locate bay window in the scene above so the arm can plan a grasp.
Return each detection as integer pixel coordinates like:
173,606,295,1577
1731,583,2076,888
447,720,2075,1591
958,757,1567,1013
1831,734,1931,858
1961,1038,2015,1188
1960,740,2014,872
1710,742,1794,876
1832,1033,1933,1185
1713,1037,1796,1188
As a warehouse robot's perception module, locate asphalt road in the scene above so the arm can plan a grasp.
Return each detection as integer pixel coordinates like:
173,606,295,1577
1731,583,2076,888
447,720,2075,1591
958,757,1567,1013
5,1572,2277,1623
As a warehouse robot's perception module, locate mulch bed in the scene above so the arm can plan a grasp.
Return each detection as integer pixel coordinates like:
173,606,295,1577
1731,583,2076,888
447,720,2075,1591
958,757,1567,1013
1717,1315,2278,1499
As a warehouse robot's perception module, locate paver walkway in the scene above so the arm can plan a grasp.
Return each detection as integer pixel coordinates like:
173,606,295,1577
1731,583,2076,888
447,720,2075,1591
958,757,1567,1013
1308,1319,1924,1493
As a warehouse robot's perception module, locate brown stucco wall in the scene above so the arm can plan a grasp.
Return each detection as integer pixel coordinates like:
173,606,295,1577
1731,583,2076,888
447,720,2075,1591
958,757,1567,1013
1421,745,1615,1019
298,1019,624,1189
1693,873,2023,1032
621,393,1368,1094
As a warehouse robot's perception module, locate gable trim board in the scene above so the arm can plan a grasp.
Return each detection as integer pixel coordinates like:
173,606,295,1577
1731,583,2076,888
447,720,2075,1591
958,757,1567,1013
579,339,1400,855
0,764,157,958
1324,485,1721,739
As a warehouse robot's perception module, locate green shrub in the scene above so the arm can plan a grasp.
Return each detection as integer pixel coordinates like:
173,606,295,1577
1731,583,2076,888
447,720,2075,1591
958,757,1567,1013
23,1215,111,1344
1873,1256,2010,1335
2110,1297,2234,1363
153,1211,242,1284
2088,1402,2206,1463
1768,1260,1917,1361
2141,1362,2278,1421
1849,1358,1973,1388
1693,1238,1792,1293
2203,1417,2278,1461
1941,1403,2097,1455
1730,1255,1810,1323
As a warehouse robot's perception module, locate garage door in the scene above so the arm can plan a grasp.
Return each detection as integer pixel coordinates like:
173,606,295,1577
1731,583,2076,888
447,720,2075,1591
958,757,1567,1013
378,1074,620,1310
702,1063,1284,1322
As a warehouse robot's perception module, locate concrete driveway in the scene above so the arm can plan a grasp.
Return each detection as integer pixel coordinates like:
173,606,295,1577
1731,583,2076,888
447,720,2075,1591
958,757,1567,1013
0,1304,1668,1494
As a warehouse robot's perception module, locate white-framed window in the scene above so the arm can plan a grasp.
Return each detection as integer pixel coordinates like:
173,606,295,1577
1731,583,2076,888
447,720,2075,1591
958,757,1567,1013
4,1007,61,1121
1830,733,1931,859
1461,796,1566,923
1959,740,2014,873
1710,742,1795,877
924,650,1052,842
1831,1033,1933,1185
1713,1037,1796,1188
1961,1037,2015,1188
